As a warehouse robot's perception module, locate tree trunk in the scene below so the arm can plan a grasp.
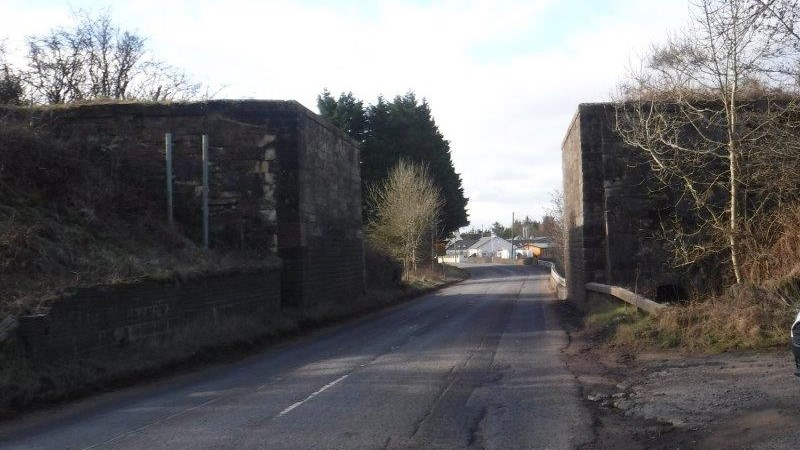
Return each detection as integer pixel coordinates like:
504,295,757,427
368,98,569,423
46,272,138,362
728,98,744,284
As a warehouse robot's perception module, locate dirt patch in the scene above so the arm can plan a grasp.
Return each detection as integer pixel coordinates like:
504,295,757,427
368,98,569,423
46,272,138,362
556,300,800,449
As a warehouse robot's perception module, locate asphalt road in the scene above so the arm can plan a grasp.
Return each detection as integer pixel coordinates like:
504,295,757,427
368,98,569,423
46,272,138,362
0,264,592,450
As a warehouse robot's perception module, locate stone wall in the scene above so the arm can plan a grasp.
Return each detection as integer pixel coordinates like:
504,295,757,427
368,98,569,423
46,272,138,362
562,110,587,304
17,270,280,358
40,101,281,253
278,112,365,307
561,103,674,305
2,99,364,358
25,100,365,308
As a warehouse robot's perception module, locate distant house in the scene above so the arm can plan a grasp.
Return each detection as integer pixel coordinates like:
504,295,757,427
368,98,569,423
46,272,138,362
446,238,477,256
514,237,558,259
467,236,515,258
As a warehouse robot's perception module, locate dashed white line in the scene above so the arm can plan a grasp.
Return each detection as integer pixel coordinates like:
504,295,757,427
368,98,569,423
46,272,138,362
276,374,350,418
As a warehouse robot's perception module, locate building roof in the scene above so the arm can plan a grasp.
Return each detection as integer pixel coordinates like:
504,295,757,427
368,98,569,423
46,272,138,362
446,238,477,251
469,236,512,250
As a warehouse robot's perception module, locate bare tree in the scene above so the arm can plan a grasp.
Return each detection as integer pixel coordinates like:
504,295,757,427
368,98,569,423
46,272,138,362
0,41,24,105
24,9,203,104
132,60,202,101
367,160,444,278
26,26,86,103
77,10,146,99
542,189,566,272
615,0,800,285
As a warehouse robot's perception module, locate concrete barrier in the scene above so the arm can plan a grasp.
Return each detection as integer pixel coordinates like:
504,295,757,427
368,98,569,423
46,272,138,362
538,260,567,300
585,282,666,315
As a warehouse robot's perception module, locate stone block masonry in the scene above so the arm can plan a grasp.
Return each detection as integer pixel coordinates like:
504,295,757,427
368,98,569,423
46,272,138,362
5,100,365,357
40,101,282,254
32,100,365,309
17,270,280,358
562,103,675,306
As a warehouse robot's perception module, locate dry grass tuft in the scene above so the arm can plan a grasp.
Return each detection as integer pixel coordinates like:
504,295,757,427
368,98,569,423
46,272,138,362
744,204,800,284
612,283,794,352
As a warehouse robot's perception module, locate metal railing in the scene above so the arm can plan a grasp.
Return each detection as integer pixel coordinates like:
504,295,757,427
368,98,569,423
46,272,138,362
536,260,667,314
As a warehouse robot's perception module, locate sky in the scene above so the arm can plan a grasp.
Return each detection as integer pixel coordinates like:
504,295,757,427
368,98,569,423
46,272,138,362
0,0,690,231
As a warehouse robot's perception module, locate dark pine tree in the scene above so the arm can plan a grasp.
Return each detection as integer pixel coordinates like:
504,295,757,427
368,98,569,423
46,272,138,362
318,90,469,235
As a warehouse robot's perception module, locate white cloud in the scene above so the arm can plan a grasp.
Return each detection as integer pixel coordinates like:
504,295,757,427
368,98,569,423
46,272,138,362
0,0,690,230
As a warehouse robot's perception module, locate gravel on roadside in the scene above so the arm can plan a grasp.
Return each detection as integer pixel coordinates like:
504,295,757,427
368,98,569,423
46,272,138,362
556,301,800,449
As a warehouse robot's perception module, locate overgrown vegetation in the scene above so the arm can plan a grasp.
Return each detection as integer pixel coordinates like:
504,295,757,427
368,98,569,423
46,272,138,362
572,198,800,353
0,118,273,320
596,0,800,352
602,283,792,352
616,0,800,290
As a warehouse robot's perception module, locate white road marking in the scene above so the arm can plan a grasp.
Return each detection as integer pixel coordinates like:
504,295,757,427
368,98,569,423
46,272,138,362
276,374,350,418
80,397,220,450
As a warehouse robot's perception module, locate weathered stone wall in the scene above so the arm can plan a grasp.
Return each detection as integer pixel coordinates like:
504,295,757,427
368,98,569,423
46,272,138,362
23,100,364,308
562,110,586,304
17,269,280,358
3,100,364,357
291,113,365,306
562,103,674,304
40,102,280,253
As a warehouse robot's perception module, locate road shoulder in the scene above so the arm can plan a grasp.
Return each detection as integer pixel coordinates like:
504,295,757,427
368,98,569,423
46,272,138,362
556,300,800,449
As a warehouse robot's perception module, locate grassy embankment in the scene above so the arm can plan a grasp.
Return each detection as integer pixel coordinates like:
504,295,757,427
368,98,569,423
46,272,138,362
579,282,796,353
0,118,279,321
574,209,800,353
573,203,800,354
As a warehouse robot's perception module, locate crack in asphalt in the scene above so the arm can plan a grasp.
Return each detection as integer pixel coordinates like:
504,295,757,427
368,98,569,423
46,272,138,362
467,405,489,449
402,275,522,448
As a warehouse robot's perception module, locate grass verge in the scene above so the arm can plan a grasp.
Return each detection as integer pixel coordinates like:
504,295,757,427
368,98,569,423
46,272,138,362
574,282,796,354
0,265,468,420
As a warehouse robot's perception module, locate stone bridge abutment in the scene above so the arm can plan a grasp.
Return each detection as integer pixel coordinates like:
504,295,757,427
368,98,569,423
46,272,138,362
561,103,677,306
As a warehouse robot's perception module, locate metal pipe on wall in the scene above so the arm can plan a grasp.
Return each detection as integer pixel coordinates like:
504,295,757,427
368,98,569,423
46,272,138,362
202,134,210,249
165,133,174,227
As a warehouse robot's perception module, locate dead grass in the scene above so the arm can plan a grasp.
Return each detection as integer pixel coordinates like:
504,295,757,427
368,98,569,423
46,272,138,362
744,204,800,284
579,201,800,354
578,294,646,343
405,263,466,290
609,283,795,353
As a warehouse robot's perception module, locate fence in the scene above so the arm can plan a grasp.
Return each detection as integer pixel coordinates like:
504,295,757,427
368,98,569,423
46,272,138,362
585,283,667,315
537,260,567,300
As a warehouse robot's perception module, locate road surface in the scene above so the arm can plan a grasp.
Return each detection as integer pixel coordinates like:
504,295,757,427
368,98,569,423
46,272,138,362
0,264,592,449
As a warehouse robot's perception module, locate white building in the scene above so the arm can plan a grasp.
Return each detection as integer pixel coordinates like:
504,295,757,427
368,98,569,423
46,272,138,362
467,236,514,258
